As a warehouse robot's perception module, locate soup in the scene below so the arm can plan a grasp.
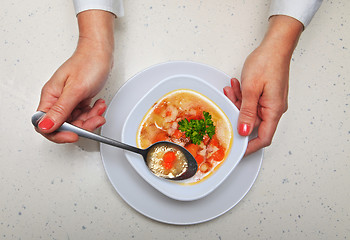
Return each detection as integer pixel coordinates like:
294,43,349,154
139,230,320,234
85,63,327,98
137,89,233,183
146,143,188,179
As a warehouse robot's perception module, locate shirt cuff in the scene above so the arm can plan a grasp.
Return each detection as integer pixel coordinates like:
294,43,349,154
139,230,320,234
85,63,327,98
269,0,322,27
73,0,124,17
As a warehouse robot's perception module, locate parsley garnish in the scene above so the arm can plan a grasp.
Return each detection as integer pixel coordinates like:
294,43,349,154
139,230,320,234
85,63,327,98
178,111,216,145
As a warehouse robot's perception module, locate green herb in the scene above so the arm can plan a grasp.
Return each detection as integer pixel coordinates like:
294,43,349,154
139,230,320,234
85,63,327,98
178,111,216,145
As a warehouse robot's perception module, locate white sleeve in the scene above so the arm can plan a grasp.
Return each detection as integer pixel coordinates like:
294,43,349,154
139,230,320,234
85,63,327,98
73,0,124,17
269,0,322,27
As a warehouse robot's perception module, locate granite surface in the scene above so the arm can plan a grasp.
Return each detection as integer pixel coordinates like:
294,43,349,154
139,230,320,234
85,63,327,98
0,0,349,239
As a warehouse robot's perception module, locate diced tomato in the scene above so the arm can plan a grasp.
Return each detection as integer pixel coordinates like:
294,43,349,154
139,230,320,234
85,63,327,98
173,129,183,139
153,131,168,143
208,138,220,148
210,148,226,162
185,143,199,158
195,155,204,165
203,135,210,145
199,162,212,173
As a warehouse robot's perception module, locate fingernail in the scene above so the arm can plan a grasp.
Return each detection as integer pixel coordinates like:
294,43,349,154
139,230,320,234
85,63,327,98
238,123,250,136
38,118,54,130
96,123,104,128
97,106,106,116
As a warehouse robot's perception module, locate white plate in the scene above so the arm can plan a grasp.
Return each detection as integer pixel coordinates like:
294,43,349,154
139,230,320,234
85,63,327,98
122,75,248,201
100,61,263,225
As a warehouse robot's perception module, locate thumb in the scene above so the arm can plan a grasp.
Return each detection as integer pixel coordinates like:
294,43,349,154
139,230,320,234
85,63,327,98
37,86,84,133
237,93,259,136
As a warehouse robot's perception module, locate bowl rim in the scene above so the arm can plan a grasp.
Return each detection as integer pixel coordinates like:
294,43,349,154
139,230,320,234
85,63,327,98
121,74,248,201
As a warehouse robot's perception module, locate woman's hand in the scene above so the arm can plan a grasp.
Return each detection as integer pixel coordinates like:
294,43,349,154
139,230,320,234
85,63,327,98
224,15,303,155
36,10,115,143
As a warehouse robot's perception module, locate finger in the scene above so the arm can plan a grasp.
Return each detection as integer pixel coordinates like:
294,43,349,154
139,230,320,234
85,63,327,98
223,86,240,108
88,99,107,118
35,128,79,143
231,78,242,102
72,115,106,131
237,88,260,136
244,117,279,155
74,98,106,122
37,80,85,134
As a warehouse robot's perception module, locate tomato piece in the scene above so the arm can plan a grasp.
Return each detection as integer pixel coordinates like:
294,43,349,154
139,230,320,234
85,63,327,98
173,129,183,139
153,131,168,143
203,135,210,145
195,155,204,165
210,148,226,162
209,138,220,148
185,143,199,158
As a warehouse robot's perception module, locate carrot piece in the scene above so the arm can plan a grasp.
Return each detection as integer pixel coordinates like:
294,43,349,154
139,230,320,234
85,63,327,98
163,161,173,170
163,151,176,163
195,155,204,165
185,144,199,158
210,148,226,162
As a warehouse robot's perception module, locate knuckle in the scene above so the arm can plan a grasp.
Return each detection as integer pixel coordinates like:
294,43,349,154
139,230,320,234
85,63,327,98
50,104,68,118
240,107,257,120
261,137,272,147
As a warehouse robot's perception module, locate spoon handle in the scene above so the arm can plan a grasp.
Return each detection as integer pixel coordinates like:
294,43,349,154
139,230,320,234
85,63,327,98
32,111,145,156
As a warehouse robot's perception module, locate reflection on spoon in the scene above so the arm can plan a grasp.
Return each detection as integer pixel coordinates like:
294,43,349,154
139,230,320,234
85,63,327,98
31,111,198,180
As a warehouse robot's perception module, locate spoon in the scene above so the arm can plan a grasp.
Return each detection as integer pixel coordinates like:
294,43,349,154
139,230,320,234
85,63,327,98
31,111,198,180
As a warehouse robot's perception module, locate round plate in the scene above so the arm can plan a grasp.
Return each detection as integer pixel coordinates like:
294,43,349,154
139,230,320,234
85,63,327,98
100,61,263,225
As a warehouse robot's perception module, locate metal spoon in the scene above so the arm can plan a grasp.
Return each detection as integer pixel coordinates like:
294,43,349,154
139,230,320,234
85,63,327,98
31,111,198,180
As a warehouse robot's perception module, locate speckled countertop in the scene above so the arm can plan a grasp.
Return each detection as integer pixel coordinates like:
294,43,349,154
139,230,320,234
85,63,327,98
1,0,349,239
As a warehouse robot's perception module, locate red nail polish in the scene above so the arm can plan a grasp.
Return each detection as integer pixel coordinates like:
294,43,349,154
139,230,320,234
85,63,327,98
38,118,54,130
97,106,106,116
238,123,250,136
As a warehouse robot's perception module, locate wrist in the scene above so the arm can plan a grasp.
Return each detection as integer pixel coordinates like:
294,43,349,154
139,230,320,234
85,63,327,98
260,15,303,59
77,10,115,55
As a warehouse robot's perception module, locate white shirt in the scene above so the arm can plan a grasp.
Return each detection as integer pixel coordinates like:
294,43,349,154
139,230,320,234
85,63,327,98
269,0,323,27
73,0,322,27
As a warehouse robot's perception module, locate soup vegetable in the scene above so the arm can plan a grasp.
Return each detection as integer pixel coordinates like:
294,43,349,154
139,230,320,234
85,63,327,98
146,143,188,179
137,89,233,182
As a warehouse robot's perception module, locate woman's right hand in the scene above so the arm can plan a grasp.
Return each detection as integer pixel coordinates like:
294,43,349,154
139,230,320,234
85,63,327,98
35,10,115,143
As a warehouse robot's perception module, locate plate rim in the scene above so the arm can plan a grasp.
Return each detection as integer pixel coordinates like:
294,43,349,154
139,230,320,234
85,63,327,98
100,60,263,225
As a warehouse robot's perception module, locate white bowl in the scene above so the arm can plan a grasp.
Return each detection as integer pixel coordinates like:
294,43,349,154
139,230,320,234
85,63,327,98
121,74,248,201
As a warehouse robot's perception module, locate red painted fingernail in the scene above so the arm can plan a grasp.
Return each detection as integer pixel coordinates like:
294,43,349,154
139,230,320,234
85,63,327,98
238,123,250,136
38,118,54,130
97,106,106,116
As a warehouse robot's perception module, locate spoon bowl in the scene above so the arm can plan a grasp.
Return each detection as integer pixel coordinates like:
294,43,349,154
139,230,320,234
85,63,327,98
31,111,198,180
